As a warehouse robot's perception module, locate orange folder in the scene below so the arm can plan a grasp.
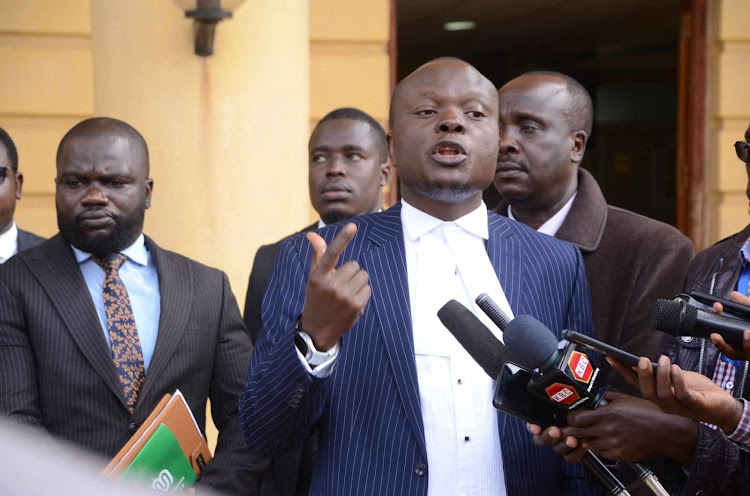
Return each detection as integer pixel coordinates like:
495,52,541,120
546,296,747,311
102,390,213,477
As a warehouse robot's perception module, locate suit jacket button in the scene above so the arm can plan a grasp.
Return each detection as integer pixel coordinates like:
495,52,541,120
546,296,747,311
414,462,426,477
128,422,138,436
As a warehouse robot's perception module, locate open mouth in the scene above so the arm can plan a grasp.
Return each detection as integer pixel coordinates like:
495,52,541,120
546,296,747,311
432,140,468,165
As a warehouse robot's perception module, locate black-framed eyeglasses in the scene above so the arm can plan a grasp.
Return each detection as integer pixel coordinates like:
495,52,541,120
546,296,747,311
735,141,750,163
0,167,12,185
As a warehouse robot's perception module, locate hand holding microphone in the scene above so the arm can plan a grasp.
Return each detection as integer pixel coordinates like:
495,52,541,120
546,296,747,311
651,291,750,355
609,355,745,435
709,291,750,360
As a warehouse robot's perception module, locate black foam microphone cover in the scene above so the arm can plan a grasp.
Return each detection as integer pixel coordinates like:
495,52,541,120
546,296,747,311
437,299,508,379
503,315,559,370
651,299,696,333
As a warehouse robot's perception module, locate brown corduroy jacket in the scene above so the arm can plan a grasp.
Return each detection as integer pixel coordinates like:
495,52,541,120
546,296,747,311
496,168,694,391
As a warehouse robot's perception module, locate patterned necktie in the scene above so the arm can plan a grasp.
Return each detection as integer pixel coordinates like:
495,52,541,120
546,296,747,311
93,254,145,414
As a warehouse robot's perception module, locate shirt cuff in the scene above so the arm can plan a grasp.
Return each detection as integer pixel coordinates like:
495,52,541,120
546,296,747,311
726,398,750,449
294,333,340,378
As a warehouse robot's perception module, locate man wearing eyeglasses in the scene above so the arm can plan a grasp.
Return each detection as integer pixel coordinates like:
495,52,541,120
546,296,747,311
0,127,44,263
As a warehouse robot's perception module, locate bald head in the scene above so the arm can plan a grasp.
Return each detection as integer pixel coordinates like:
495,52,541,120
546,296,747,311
56,117,149,175
389,57,498,128
387,57,500,220
500,72,593,137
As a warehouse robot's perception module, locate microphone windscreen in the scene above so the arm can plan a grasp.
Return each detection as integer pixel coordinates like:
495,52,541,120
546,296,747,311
651,299,697,335
503,315,559,370
437,299,507,379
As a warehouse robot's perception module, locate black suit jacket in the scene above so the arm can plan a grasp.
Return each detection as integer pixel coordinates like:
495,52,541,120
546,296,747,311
243,223,317,344
0,234,262,495
16,228,45,253
243,222,317,496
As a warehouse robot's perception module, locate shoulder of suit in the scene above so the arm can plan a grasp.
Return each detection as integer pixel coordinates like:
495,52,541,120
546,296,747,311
17,228,46,244
491,210,580,255
690,224,750,266
605,206,692,247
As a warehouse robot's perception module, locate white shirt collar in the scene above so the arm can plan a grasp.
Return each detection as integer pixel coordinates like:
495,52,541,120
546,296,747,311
0,222,18,262
70,233,149,266
508,192,577,237
401,199,488,242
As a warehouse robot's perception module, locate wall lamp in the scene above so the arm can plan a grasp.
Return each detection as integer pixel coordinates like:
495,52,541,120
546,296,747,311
172,0,247,56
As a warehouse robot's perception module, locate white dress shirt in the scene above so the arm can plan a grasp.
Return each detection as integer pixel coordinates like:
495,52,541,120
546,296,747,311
402,199,510,496
298,201,514,496
508,192,577,237
0,222,18,263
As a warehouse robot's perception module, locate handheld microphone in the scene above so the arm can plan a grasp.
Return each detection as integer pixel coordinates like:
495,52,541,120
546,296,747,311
437,299,632,496
502,309,669,496
436,299,508,379
503,315,607,410
652,298,750,346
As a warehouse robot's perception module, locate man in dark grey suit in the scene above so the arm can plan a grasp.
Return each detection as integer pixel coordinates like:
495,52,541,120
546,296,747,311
243,107,391,496
0,118,261,495
0,126,45,262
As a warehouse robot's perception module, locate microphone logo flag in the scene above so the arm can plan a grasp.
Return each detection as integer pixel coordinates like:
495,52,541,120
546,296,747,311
545,382,580,405
568,351,593,383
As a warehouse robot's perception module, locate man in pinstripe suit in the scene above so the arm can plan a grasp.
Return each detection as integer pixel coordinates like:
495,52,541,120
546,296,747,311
0,118,261,495
240,59,604,496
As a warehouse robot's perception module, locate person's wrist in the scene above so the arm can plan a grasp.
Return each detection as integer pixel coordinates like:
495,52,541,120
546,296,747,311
719,398,744,434
298,315,337,352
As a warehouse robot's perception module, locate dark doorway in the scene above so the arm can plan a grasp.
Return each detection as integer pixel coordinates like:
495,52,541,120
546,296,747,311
397,0,682,226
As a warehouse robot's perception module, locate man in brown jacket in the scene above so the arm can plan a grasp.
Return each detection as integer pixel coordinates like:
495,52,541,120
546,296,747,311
493,71,694,390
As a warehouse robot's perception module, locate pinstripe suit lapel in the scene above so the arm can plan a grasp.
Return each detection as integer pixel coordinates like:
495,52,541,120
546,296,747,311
362,204,427,457
486,212,525,315
24,235,127,408
134,237,192,413
486,212,528,441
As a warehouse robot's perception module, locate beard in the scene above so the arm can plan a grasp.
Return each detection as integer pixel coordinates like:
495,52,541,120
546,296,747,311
57,206,145,257
421,180,478,202
320,210,352,226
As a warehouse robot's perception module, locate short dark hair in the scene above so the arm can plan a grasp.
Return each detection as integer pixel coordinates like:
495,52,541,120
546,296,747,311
312,107,388,164
56,117,150,174
0,126,19,172
521,70,594,136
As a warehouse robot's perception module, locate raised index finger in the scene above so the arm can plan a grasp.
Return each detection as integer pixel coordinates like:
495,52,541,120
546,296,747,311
316,222,358,273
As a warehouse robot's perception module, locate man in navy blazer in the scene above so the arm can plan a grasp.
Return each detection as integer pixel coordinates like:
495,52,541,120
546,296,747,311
240,58,603,496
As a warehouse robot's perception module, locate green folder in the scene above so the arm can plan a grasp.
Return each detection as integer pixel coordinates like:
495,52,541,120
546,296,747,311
121,423,197,491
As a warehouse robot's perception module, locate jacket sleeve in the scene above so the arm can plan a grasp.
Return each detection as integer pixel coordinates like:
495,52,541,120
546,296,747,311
679,422,746,495
0,274,45,431
239,236,333,458
198,272,266,495
243,244,277,345
621,233,694,362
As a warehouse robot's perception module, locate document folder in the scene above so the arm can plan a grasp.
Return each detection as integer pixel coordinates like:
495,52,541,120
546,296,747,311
102,390,213,479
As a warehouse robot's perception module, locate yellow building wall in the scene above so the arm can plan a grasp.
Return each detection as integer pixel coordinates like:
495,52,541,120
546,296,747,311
709,0,750,241
90,0,310,301
0,0,390,455
90,0,309,450
308,0,392,222
0,0,93,238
